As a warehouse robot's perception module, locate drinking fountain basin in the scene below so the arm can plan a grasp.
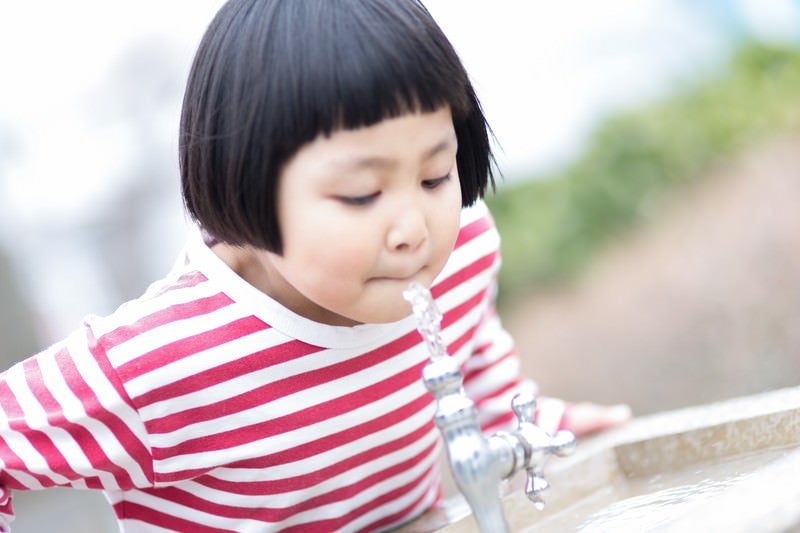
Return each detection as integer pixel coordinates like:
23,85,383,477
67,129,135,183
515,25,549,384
400,386,800,532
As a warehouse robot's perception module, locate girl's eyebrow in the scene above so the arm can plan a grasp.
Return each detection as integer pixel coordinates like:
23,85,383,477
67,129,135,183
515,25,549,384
341,135,458,171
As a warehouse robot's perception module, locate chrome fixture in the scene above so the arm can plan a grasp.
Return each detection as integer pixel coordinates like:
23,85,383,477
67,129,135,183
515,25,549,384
404,282,576,532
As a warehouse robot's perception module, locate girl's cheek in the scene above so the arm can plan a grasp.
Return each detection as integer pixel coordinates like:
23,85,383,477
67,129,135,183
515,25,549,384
311,237,372,274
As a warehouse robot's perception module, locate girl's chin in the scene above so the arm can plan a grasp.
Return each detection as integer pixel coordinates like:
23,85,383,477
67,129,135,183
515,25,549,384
321,279,435,326
350,307,411,325
350,298,417,325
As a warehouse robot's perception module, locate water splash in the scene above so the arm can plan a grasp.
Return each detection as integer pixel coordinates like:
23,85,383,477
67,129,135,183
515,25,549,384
403,282,447,360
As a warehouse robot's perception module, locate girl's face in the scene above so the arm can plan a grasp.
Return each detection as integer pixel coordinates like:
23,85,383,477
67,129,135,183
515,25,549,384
240,107,461,325
247,106,462,326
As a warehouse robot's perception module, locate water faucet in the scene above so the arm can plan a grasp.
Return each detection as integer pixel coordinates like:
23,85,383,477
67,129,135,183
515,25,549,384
404,283,576,532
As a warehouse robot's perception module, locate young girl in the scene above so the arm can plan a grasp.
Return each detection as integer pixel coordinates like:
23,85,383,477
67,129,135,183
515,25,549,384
0,1,629,531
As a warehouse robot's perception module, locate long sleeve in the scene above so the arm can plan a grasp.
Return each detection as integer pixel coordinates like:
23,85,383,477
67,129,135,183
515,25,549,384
461,292,537,435
0,323,154,530
462,298,574,439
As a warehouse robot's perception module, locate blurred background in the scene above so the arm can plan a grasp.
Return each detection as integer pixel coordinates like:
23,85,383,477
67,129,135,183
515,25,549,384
1,1,799,531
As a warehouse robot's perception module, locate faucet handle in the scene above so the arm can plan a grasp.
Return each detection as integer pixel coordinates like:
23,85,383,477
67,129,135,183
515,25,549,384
511,393,576,454
525,471,550,510
511,392,537,425
547,428,578,457
509,393,576,509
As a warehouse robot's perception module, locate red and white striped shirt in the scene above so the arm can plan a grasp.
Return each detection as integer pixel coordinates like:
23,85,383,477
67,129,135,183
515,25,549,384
0,201,531,532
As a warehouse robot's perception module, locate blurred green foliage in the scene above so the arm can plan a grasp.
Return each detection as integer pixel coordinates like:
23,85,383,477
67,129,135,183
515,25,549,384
487,42,800,305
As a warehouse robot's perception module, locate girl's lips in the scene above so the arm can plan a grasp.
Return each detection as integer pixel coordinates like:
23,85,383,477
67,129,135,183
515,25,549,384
372,266,426,282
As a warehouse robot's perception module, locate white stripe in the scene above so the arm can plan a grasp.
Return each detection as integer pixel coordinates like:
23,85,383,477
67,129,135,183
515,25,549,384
4,363,71,486
49,332,152,489
131,324,409,411
177,425,439,509
14,351,120,489
146,341,428,448
0,469,45,491
209,395,435,481
88,274,221,338
465,325,514,370
461,200,490,225
39,205,509,530
119,487,263,532
116,520,177,533
125,326,288,401
274,439,440,531
436,219,500,281
105,301,253,368
346,460,441,532
152,379,431,474
464,353,521,402
435,261,493,315
477,379,537,427
68,478,89,490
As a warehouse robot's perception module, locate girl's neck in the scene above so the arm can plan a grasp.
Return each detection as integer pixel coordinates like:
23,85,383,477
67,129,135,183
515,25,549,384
209,242,359,327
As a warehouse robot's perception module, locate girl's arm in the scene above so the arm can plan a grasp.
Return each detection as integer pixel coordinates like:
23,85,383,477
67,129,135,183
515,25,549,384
0,324,154,531
461,295,631,437
461,299,533,434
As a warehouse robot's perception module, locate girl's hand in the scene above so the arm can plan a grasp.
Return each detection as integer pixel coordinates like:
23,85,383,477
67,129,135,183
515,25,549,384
562,401,632,437
535,397,632,437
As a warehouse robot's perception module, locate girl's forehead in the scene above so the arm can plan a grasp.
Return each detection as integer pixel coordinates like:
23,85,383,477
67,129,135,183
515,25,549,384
295,108,457,166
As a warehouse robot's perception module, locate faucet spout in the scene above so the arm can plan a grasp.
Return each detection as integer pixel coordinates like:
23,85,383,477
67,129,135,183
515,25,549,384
404,282,576,532
421,355,512,532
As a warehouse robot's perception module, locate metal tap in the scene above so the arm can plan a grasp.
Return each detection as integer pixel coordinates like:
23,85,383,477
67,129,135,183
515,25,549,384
404,282,576,532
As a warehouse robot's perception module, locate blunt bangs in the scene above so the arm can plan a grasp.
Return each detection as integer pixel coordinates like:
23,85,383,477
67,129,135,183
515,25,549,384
180,0,495,252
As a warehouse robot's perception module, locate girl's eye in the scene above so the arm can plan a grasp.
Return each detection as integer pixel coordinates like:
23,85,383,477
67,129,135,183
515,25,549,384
422,173,452,190
338,192,380,206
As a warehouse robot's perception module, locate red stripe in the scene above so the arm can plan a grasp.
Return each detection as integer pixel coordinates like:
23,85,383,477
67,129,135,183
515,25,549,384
147,275,486,436
449,324,480,361
8,361,81,481
101,291,233,348
462,348,516,387
454,215,493,249
0,380,63,489
60,340,154,487
285,460,437,532
0,464,49,491
22,356,132,490
158,392,433,483
481,411,516,433
151,358,425,458
149,289,481,455
431,251,497,299
197,414,433,494
357,481,436,533
471,340,493,358
228,392,431,467
114,501,234,533
150,439,438,524
473,378,522,409
441,289,486,331
116,315,269,381
171,271,209,290
146,327,417,436
134,339,323,408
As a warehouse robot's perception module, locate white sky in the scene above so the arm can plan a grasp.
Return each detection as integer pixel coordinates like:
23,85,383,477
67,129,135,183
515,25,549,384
0,0,797,226
425,0,729,176
0,1,223,226
0,1,724,225
0,0,800,231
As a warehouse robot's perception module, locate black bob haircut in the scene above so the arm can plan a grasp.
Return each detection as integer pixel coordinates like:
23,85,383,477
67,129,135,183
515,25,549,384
180,0,496,253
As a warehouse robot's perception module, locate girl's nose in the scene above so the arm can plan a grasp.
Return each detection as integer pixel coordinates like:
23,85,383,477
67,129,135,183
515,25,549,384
387,207,428,252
